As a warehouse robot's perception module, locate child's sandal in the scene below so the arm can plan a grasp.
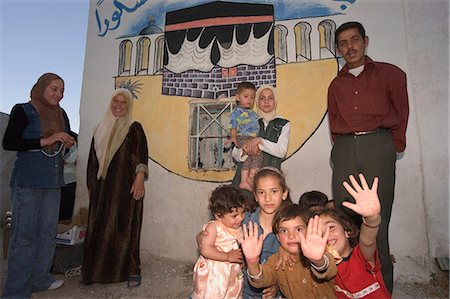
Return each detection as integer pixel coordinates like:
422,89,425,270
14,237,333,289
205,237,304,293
127,275,141,288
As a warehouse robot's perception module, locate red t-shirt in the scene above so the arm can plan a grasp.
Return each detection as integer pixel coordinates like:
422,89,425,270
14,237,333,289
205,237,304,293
335,245,391,298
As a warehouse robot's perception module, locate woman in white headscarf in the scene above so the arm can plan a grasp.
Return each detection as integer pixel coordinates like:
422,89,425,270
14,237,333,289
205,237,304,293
231,84,291,186
82,88,148,288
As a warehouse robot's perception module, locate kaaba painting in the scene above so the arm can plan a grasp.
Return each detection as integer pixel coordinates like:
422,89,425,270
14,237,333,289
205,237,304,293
162,2,276,99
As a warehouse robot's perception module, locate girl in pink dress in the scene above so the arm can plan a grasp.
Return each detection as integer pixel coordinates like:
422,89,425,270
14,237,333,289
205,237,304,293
192,185,246,299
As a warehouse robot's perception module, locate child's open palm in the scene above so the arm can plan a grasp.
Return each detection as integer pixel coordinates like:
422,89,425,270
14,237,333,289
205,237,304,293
342,174,381,217
240,221,264,262
299,215,330,263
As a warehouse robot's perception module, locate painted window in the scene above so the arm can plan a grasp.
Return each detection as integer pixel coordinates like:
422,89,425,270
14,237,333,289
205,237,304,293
153,36,165,75
136,37,151,75
318,19,336,59
119,40,133,76
295,22,312,61
189,99,236,171
274,25,288,64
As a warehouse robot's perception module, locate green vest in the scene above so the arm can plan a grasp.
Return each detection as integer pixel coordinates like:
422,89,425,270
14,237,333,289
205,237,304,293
231,118,289,186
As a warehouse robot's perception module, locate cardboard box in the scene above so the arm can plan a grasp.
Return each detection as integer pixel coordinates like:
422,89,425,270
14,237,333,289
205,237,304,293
56,225,86,245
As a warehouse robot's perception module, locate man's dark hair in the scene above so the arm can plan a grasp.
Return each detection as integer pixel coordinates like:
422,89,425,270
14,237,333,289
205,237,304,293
335,21,366,46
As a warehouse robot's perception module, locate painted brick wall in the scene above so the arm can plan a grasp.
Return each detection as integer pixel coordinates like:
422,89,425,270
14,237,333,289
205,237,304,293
162,58,276,99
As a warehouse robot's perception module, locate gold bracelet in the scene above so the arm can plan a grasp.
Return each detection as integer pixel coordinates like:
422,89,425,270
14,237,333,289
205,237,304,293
362,215,382,228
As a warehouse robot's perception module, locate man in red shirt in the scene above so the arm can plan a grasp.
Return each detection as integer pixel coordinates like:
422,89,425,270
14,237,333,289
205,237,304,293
327,21,409,293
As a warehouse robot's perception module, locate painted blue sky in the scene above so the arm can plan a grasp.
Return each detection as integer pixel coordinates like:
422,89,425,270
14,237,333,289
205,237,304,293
1,0,89,133
98,0,355,38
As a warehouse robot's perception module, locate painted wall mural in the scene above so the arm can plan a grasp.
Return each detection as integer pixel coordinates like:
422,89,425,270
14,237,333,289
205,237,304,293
162,2,276,99
93,0,358,182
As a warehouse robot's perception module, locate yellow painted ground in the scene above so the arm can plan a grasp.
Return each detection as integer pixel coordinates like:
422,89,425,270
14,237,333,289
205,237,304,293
116,58,337,182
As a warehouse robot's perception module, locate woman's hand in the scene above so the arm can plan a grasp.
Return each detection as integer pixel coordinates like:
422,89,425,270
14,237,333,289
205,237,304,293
41,132,75,148
242,137,261,156
130,172,145,200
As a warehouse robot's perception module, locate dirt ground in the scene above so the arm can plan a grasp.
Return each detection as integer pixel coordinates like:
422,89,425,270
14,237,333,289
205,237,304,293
1,253,194,299
41,254,194,298
1,248,449,298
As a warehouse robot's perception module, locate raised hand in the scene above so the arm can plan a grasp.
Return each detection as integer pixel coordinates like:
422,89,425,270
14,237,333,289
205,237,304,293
299,215,329,263
342,174,381,217
239,221,264,262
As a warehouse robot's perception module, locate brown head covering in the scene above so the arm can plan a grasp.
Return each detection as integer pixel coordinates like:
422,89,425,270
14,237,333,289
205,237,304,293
29,73,66,149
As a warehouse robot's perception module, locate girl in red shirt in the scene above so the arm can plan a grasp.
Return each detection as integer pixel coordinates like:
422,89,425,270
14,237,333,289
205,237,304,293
313,174,391,299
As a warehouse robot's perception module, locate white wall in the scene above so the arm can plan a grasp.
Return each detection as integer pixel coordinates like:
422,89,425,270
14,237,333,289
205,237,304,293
76,0,449,284
403,1,449,260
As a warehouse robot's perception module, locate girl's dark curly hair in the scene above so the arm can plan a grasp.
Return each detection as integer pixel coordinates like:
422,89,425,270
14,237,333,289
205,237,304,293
209,185,246,217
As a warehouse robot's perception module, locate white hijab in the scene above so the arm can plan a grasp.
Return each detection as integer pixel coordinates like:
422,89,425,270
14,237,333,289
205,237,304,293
93,88,134,179
255,85,277,123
